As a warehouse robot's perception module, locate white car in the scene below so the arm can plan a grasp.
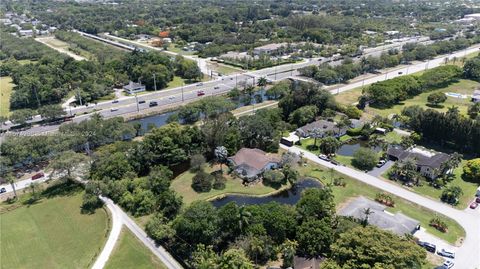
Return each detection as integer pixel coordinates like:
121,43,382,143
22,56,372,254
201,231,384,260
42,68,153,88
168,96,176,100
443,260,454,269
110,108,119,112
318,154,330,161
437,248,455,259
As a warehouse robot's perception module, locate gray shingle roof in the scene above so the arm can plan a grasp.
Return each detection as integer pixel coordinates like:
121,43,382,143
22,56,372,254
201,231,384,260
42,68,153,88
387,147,450,169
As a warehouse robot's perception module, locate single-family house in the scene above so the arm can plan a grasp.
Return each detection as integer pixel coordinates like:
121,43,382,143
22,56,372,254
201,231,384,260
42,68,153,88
296,120,347,138
19,29,34,37
339,196,420,236
123,81,146,94
253,43,288,55
472,89,480,103
228,148,280,181
387,146,451,180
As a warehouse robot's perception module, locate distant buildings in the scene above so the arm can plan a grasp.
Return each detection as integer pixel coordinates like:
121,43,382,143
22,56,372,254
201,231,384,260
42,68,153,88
464,13,480,21
387,146,451,180
253,43,288,55
123,81,146,94
228,148,280,181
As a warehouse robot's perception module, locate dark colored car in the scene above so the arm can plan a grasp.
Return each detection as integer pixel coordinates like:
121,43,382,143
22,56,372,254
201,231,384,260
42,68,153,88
330,160,339,166
31,172,45,180
476,197,480,203
418,242,436,253
197,91,205,96
0,187,6,194
469,202,478,209
149,101,158,107
138,100,146,104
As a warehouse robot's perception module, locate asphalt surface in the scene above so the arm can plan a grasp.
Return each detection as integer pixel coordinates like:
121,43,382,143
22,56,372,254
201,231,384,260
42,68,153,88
283,144,480,269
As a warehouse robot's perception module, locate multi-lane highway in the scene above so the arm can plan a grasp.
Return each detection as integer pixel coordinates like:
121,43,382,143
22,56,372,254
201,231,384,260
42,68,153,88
3,39,479,136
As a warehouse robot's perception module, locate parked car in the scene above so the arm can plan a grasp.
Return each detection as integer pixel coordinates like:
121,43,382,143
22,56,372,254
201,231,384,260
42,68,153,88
149,101,158,107
318,154,331,161
475,197,480,203
197,90,205,96
437,249,455,259
443,260,454,269
418,241,436,253
138,100,146,104
0,187,6,194
31,172,45,180
376,160,386,168
469,202,478,209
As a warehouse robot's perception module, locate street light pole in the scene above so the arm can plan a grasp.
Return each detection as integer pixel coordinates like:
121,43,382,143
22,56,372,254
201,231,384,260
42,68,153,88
181,83,184,102
135,94,139,112
274,66,277,80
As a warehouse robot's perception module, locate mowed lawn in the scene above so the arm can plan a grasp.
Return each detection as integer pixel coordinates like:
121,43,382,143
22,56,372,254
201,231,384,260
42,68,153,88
171,165,290,205
1,186,110,269
105,229,166,269
297,161,465,245
0,76,14,117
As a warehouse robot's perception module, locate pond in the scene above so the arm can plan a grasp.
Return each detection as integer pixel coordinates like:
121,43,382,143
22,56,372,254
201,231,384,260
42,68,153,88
337,139,382,156
128,89,270,131
210,178,322,207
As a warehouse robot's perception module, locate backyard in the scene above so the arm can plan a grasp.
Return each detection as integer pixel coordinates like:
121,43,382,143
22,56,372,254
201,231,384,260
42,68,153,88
105,229,166,269
297,161,465,245
170,164,291,205
0,183,110,269
0,76,13,117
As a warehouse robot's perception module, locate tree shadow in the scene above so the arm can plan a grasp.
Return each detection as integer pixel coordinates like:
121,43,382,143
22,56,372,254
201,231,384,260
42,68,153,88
42,181,82,199
426,104,445,109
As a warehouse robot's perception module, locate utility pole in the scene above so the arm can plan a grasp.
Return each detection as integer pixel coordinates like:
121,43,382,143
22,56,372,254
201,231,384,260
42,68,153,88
77,90,83,106
153,73,157,91
290,63,293,76
384,71,388,80
235,74,238,87
181,83,184,102
135,94,139,112
274,66,277,80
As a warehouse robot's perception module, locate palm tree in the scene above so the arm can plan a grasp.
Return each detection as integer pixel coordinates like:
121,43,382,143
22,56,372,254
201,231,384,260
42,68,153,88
214,146,228,173
446,106,460,117
257,77,267,87
362,207,374,227
311,128,323,148
6,173,17,198
237,206,251,233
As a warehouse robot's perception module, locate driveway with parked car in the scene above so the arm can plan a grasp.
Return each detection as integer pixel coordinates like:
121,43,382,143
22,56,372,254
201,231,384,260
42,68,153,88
368,160,394,177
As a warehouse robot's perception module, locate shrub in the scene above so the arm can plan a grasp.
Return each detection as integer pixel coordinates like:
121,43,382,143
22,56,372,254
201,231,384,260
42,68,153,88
429,217,448,233
212,172,227,190
263,170,286,186
333,177,346,187
352,148,379,171
463,158,480,183
192,170,214,192
347,127,362,136
190,154,206,172
375,193,395,207
440,185,463,205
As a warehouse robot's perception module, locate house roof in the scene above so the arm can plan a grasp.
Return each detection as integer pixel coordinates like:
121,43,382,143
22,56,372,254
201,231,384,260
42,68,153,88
293,256,322,269
473,89,480,97
339,196,420,236
297,120,344,136
228,148,279,172
123,81,145,90
387,146,450,169
254,43,288,51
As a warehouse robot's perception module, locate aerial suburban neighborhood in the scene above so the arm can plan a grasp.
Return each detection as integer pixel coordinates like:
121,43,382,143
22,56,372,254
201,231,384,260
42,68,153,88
0,1,480,269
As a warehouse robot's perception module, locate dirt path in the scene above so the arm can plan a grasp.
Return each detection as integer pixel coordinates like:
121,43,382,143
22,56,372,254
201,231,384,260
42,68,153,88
35,36,87,61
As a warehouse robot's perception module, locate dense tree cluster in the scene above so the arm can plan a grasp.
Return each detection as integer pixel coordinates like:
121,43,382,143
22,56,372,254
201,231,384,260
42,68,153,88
402,106,480,154
0,31,63,60
362,65,462,107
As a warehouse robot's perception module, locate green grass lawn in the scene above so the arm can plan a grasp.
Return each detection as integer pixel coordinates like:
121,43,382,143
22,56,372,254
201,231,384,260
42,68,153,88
170,165,290,205
366,79,479,118
105,228,166,269
0,76,14,117
383,130,408,144
0,183,110,269
335,87,364,105
381,160,478,210
297,162,465,244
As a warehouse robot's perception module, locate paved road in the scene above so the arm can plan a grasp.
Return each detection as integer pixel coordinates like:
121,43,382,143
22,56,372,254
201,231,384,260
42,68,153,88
0,173,50,194
282,144,480,269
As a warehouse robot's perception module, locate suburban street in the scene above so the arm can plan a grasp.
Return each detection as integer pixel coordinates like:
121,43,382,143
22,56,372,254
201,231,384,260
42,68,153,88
282,144,480,269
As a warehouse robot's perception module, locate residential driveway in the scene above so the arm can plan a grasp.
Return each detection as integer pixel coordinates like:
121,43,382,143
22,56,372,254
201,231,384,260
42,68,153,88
283,145,480,269
368,160,394,177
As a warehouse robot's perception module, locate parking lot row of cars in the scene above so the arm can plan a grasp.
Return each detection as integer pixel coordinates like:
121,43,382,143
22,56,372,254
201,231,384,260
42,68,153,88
418,242,455,268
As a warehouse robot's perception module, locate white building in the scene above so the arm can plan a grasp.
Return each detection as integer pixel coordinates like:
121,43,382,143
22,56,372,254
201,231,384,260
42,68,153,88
123,81,146,94
464,13,480,21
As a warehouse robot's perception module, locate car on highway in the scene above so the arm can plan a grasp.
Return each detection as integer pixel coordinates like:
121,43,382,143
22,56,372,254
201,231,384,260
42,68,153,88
0,187,6,194
196,82,203,86
168,96,176,100
112,100,119,103
197,90,205,96
149,101,158,107
110,108,119,112
214,86,220,90
398,71,403,75
418,241,436,253
469,202,478,209
318,154,330,161
437,249,455,259
138,100,146,104
330,160,339,166
443,260,454,269
31,172,45,180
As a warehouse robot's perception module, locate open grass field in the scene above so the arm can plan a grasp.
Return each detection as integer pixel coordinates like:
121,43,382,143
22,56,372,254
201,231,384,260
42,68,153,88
381,160,478,210
0,183,110,269
0,76,14,117
297,161,465,245
335,87,364,106
170,165,290,205
105,229,166,269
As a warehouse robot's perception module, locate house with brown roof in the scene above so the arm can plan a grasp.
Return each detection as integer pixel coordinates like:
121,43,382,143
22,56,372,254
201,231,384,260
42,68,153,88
387,146,451,179
228,148,280,181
